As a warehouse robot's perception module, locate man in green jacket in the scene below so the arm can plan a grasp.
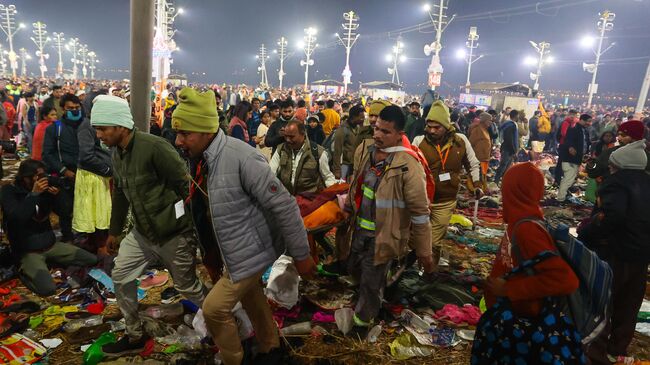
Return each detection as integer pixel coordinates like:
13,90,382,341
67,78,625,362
91,95,207,357
331,104,364,181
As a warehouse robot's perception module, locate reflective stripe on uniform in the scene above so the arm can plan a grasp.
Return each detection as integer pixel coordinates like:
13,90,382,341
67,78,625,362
375,199,406,209
357,217,376,231
410,215,429,224
362,184,375,200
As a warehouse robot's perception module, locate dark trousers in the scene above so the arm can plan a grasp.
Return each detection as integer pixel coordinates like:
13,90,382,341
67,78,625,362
347,235,389,322
494,150,514,184
586,257,648,364
56,183,74,241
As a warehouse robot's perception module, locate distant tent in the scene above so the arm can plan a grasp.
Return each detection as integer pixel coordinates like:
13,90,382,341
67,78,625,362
468,82,531,96
312,79,344,86
360,81,403,91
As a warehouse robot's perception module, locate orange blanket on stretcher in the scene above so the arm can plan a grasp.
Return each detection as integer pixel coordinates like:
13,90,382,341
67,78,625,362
297,183,349,229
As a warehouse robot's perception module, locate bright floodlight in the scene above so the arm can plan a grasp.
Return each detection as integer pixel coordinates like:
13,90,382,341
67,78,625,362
400,55,407,63
423,4,431,12
581,35,595,48
306,27,317,36
19,23,26,28
177,7,184,14
455,49,466,59
524,56,537,66
297,40,305,49
385,54,393,62
546,55,555,64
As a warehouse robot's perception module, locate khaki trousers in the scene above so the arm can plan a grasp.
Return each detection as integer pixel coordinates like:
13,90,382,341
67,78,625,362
429,200,457,264
202,269,279,365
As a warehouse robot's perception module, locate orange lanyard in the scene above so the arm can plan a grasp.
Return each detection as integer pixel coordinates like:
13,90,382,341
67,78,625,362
186,160,207,204
435,144,451,172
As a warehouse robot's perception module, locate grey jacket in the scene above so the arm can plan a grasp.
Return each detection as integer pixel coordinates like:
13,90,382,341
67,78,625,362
201,131,310,283
77,119,112,177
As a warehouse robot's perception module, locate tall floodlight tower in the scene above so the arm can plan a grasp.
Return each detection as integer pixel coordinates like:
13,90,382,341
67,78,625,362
335,11,359,94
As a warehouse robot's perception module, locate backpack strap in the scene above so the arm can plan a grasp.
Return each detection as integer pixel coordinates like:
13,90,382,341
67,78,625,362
54,120,63,166
509,217,558,277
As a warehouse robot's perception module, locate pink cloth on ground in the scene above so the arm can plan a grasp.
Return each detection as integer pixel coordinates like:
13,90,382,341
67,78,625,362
434,304,482,326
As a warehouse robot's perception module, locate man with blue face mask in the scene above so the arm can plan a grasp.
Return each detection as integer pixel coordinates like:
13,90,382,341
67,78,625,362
41,93,84,242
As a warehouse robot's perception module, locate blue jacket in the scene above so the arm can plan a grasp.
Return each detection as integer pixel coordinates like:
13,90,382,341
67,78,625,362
198,131,310,283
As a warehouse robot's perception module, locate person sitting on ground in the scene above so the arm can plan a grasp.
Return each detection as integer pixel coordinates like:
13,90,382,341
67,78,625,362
0,159,98,296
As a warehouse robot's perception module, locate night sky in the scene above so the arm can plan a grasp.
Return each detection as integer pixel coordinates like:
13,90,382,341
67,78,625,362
13,0,650,95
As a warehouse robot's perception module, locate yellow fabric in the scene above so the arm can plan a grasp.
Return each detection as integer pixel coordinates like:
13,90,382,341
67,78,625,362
321,108,341,136
72,169,112,233
537,103,551,133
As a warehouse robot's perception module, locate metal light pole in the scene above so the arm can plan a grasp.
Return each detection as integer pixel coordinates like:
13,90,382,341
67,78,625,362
256,44,269,87
274,36,288,89
336,11,359,94
463,26,483,94
67,38,80,80
88,51,98,79
387,37,404,85
584,11,615,109
0,44,6,76
300,27,318,90
18,47,29,77
423,0,453,91
636,60,650,114
0,5,24,78
79,44,88,79
52,32,65,78
31,21,50,78
529,41,551,92
130,0,155,131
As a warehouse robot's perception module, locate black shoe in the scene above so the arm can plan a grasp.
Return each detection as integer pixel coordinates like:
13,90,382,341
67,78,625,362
253,347,284,365
161,287,181,304
320,260,348,276
102,335,149,357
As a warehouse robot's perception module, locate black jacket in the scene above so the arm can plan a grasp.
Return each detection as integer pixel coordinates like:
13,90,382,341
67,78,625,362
591,169,650,264
307,124,325,146
77,119,112,176
42,118,80,174
558,123,587,164
264,117,290,153
1,184,57,254
587,144,650,179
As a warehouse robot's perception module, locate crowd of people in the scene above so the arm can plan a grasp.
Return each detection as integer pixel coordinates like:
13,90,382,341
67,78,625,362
0,77,648,365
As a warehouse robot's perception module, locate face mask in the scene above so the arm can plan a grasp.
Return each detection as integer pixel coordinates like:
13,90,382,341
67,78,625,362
65,110,83,122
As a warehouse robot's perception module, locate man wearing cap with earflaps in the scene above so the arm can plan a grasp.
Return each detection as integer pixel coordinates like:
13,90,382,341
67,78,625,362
582,134,650,365
92,95,208,357
413,100,482,270
172,87,315,365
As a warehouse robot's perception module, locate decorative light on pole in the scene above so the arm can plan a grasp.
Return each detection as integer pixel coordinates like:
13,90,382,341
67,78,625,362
66,38,80,80
87,51,98,79
31,21,50,78
336,10,359,94
52,32,65,78
528,41,552,93
274,36,289,89
79,44,88,79
386,36,405,85
18,47,30,77
583,10,615,109
300,27,318,90
153,0,182,85
459,26,483,94
0,5,24,78
423,0,454,91
0,44,7,76
256,44,269,87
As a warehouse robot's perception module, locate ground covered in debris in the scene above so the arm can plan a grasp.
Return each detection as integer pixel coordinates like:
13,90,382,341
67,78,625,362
0,156,649,365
